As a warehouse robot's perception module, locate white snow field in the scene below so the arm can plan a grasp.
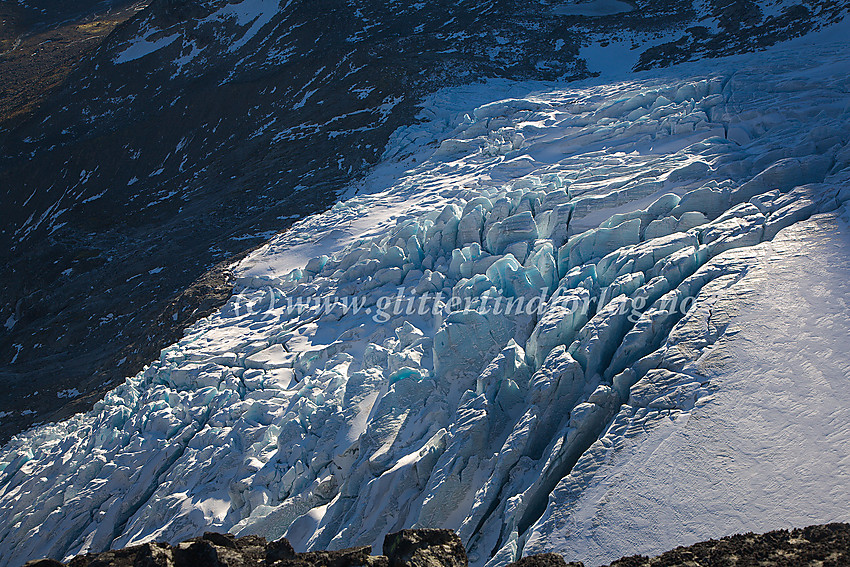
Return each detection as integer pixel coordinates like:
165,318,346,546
2,25,850,567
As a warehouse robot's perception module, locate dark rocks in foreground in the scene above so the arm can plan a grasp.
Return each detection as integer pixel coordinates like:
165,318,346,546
23,524,850,567
24,529,466,567
506,554,583,567
604,522,850,566
384,529,467,567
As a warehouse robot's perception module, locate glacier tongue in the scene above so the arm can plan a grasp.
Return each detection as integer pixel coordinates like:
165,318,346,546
2,29,850,567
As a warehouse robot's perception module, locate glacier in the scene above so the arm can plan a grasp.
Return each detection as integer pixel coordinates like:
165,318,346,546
2,22,850,567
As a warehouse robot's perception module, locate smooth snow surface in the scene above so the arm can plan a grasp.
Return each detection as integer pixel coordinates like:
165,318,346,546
2,23,850,567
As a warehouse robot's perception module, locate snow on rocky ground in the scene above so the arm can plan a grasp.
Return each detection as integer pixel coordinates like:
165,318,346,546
2,23,850,567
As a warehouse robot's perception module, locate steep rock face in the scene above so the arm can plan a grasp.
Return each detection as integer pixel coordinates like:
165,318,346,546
1,0,848,441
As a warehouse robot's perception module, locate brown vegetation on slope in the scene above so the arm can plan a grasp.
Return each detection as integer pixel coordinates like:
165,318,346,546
0,1,147,126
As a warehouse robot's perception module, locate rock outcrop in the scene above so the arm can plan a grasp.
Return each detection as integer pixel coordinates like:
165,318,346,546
24,529,465,567
23,524,850,567
603,523,850,567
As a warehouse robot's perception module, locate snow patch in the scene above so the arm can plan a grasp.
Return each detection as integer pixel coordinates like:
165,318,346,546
114,32,180,64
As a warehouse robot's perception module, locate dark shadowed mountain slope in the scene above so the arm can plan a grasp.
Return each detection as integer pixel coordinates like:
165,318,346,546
0,0,147,125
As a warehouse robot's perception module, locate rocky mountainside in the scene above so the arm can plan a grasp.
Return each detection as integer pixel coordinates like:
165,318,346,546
0,0,147,125
2,0,848,442
23,525,850,567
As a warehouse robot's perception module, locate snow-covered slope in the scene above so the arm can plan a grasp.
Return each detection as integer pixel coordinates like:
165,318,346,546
2,21,850,567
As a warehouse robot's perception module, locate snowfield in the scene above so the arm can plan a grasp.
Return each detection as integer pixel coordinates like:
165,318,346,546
2,23,850,567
